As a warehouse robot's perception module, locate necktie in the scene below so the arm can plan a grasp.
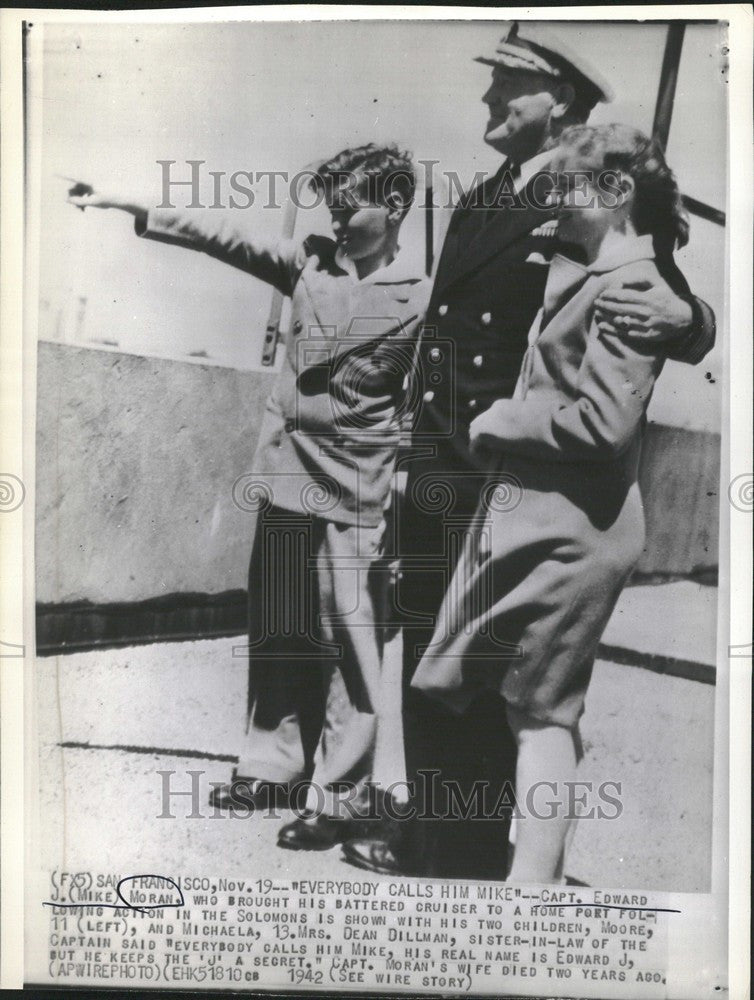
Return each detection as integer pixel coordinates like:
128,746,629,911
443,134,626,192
485,160,521,224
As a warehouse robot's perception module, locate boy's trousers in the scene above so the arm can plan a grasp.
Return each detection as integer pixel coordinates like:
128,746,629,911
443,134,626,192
238,506,391,808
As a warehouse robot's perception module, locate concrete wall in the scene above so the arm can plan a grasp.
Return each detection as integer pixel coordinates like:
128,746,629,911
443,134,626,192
637,424,720,577
35,341,275,603
35,341,720,607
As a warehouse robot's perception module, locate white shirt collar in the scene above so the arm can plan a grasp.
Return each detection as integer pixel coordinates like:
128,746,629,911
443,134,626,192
547,233,655,278
334,246,424,285
516,148,556,193
587,233,656,273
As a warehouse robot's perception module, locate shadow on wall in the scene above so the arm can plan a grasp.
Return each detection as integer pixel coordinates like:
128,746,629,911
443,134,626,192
35,341,720,650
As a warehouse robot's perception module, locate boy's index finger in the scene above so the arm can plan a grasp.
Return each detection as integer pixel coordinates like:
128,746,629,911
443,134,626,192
55,173,93,191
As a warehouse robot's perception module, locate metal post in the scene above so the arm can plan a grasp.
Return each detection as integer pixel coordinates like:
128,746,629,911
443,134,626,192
260,190,299,366
424,179,435,277
653,22,686,150
652,22,726,227
261,164,321,367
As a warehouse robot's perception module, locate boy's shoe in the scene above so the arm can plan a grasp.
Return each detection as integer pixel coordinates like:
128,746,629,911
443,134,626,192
341,835,408,875
209,776,293,811
341,801,417,875
277,814,356,852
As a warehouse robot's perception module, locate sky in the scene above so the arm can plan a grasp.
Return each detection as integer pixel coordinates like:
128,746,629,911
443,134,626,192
32,18,728,431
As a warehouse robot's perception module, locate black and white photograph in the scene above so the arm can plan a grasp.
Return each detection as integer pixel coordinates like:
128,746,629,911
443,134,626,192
0,5,751,998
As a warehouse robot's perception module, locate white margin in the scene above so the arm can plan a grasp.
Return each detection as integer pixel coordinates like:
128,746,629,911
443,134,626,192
1,5,751,996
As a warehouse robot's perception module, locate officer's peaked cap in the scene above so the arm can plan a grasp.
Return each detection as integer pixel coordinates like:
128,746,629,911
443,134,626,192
475,21,614,107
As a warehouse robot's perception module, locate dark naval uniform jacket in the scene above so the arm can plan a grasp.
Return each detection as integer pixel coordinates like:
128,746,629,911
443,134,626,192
411,158,715,487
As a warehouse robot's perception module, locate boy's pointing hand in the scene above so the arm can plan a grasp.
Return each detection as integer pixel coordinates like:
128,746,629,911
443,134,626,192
66,181,114,210
62,178,147,222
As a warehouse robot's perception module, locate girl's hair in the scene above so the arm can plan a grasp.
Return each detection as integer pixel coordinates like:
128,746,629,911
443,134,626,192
558,124,690,252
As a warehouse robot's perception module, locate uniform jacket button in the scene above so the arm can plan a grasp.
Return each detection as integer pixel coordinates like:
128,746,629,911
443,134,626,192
438,304,448,316
284,418,296,433
292,319,303,334
423,390,435,403
473,354,484,367
481,312,492,326
428,347,442,363
468,399,478,410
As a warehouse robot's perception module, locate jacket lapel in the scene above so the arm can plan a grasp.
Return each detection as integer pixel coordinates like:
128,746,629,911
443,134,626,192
540,255,591,328
299,263,349,336
433,175,557,295
435,206,467,280
301,266,423,347
535,236,657,340
341,280,423,343
434,171,500,283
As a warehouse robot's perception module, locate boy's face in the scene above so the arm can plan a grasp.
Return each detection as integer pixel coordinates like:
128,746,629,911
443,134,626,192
328,201,394,261
327,174,397,262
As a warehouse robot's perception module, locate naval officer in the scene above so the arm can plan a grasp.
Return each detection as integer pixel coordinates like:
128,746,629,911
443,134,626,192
342,22,715,879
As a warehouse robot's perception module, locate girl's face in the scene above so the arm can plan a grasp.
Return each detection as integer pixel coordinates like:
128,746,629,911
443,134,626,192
550,148,626,249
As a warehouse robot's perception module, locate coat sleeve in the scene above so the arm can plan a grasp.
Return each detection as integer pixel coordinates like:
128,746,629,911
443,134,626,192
134,207,306,296
655,250,716,365
478,316,665,463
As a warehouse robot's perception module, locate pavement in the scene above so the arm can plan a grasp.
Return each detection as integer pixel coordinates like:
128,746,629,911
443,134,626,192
33,582,717,894
598,579,718,682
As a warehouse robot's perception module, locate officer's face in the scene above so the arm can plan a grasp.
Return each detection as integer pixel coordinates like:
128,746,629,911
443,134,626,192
482,67,562,160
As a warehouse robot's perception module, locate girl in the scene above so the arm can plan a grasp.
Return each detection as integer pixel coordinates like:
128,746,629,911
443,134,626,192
411,124,690,883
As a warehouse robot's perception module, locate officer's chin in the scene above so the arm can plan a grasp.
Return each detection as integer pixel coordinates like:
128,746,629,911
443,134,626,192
483,121,513,155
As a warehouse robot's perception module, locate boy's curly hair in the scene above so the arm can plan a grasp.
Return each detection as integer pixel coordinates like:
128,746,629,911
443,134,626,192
558,124,690,253
310,143,416,218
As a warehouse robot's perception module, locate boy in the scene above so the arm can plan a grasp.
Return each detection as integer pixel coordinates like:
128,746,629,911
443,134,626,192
68,143,430,849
